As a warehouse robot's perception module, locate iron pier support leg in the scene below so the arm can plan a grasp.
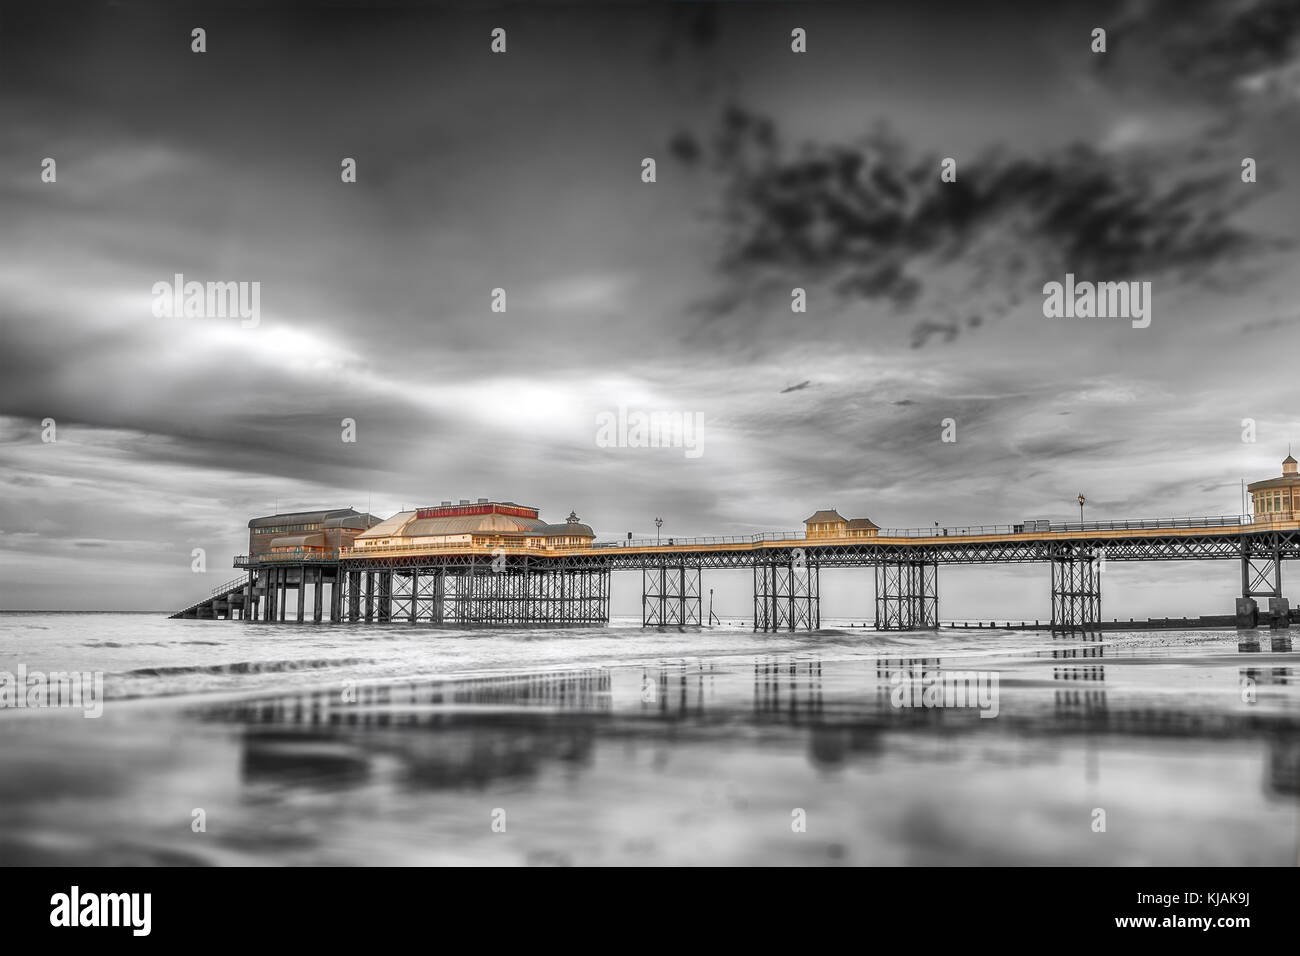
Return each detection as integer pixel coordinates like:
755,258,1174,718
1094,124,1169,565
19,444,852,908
313,567,323,623
364,571,375,623
643,563,701,626
433,567,445,624
603,568,611,624
642,567,654,626
753,559,818,631
1240,535,1288,628
330,569,341,623
1049,545,1101,639
559,567,567,625
410,570,419,623
278,567,287,622
347,570,361,623
597,568,611,624
523,566,534,624
448,568,464,624
686,566,701,625
1238,543,1258,628
378,571,392,623
1277,534,1285,629
874,558,938,630
754,563,776,632
769,563,779,632
813,562,821,629
678,567,687,626
296,566,306,623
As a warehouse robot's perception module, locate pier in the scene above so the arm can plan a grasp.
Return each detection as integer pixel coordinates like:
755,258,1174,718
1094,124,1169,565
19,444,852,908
170,458,1300,635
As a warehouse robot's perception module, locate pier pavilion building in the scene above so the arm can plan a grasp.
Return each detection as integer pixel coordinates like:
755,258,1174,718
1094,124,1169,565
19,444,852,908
1248,455,1300,521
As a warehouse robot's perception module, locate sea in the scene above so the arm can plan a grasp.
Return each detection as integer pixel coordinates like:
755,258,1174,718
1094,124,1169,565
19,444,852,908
0,612,1296,866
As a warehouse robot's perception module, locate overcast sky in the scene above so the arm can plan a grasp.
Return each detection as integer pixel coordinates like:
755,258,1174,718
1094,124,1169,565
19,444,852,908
2,0,1300,613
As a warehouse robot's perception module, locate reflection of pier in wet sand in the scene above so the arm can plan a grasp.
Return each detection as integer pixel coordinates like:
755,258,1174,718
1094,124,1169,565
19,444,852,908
2,641,1297,865
189,648,1300,803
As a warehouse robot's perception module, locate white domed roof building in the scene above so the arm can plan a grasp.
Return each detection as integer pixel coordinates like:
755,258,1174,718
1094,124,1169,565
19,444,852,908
351,500,595,552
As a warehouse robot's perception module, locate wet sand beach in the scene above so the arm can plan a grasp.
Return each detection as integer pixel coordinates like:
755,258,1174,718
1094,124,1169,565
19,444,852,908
0,615,1296,865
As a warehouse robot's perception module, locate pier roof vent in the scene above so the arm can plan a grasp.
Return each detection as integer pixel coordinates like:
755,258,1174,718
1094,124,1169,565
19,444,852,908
1285,455,1298,476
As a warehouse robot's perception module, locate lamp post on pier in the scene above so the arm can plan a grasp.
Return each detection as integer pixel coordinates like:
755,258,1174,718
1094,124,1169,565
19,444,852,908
655,517,663,545
1077,493,1086,524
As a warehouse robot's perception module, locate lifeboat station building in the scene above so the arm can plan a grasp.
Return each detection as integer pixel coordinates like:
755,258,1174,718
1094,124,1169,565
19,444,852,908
248,508,381,559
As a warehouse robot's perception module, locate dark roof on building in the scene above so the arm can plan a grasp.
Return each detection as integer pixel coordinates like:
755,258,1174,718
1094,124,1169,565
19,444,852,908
1286,455,1298,464
804,510,846,524
846,517,879,530
322,513,380,530
1247,476,1300,492
249,508,358,529
539,523,595,537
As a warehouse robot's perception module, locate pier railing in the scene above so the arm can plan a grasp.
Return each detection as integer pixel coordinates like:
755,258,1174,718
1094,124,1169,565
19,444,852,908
170,575,249,620
593,532,807,548
874,514,1254,538
234,514,1269,565
339,542,566,557
210,574,247,597
234,550,341,566
595,515,1256,548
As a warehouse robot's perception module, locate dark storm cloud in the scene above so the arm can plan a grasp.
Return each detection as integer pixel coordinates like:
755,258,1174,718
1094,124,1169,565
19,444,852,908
682,104,1280,347
1103,0,1300,97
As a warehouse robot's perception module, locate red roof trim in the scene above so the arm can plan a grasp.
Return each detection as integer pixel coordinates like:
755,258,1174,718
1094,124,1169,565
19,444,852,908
414,503,540,520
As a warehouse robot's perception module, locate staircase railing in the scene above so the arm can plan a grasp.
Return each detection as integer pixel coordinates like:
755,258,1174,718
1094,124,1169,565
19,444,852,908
210,575,247,598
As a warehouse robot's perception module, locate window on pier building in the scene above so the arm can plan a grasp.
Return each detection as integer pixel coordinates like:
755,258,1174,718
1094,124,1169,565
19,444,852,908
1247,457,1300,518
1254,489,1293,513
